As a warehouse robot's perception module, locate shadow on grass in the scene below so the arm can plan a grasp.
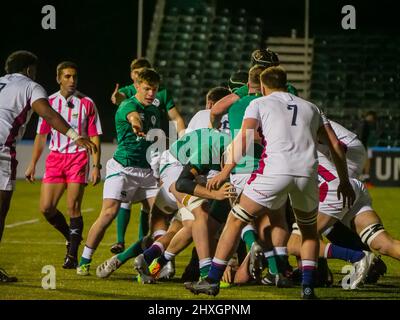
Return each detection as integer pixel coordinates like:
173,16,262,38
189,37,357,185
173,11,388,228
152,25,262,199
2,282,181,300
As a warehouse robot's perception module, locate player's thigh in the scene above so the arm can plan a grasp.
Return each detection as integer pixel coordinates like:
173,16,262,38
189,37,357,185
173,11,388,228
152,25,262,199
99,198,121,222
40,182,66,210
289,176,319,213
132,169,159,205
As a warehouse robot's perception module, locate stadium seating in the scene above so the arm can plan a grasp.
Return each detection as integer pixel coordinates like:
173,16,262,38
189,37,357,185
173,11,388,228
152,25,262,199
311,35,400,145
154,5,264,121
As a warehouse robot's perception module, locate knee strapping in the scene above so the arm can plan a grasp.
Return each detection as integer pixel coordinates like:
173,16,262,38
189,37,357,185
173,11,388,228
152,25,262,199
359,223,385,247
231,204,255,223
181,195,206,211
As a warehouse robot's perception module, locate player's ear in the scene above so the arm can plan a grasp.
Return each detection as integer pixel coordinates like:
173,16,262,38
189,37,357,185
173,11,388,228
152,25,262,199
261,84,266,96
26,65,36,80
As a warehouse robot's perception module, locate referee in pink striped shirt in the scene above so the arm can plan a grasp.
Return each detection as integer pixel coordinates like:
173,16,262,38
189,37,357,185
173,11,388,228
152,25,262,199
25,61,102,269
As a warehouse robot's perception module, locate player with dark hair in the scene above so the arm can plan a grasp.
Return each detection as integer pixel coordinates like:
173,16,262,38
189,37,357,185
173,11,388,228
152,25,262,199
0,50,96,282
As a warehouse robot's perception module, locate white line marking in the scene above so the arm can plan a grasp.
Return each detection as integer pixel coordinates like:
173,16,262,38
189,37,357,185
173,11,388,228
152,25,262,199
81,208,95,212
5,219,40,228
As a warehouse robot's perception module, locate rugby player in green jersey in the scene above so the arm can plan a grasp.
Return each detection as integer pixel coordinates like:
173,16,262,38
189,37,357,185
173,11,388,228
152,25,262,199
76,68,163,275
110,58,185,255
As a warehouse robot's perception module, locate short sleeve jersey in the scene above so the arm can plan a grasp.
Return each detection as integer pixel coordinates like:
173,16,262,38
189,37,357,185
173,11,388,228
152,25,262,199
37,91,102,153
244,92,328,177
113,96,162,168
0,73,47,149
169,128,231,174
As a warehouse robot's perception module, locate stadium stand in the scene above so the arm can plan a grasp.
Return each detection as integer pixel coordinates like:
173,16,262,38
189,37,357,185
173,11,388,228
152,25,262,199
153,3,263,120
310,35,400,144
151,1,398,144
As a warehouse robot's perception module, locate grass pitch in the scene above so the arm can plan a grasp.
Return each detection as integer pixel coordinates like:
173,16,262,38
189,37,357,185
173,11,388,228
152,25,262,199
0,181,399,300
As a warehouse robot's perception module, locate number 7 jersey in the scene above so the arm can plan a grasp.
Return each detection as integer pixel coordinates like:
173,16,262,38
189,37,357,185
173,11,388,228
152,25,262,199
243,92,329,177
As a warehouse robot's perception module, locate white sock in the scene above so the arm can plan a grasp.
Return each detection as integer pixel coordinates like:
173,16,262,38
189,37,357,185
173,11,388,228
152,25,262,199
163,251,175,261
82,246,95,260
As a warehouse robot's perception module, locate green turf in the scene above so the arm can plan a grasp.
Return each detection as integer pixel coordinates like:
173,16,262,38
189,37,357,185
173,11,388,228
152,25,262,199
0,182,399,300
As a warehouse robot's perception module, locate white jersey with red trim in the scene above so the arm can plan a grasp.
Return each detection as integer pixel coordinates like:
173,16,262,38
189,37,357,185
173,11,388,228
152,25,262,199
317,120,366,178
37,91,102,153
317,151,372,224
0,73,47,151
244,92,328,177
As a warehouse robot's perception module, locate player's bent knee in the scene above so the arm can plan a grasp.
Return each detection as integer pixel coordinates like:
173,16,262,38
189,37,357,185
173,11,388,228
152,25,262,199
40,205,56,218
231,204,255,223
359,223,385,247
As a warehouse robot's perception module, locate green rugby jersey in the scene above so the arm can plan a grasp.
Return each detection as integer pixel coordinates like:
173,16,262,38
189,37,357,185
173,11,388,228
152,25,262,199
169,128,231,174
233,83,298,98
119,84,175,133
113,96,161,168
228,93,263,174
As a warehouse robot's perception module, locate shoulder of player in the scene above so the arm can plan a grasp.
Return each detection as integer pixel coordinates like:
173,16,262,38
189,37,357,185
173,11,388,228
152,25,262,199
74,91,94,104
118,96,143,114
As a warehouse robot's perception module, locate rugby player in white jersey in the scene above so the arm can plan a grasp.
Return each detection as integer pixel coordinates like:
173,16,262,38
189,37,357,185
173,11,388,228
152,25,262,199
0,51,96,282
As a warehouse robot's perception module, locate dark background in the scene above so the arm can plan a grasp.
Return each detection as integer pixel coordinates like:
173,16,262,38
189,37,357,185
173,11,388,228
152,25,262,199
1,0,398,141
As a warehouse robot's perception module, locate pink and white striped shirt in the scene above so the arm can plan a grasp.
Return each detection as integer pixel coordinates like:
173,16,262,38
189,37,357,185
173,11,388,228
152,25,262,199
37,91,102,153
